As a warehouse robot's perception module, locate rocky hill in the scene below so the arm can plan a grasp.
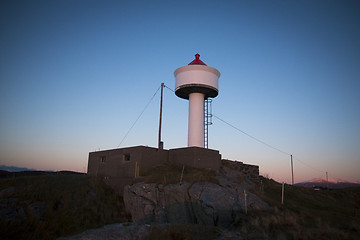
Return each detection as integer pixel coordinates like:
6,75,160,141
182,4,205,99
0,173,128,240
123,163,270,227
62,162,360,240
1,163,360,240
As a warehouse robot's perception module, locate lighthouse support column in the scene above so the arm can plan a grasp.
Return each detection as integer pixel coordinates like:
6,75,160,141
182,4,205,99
188,92,205,147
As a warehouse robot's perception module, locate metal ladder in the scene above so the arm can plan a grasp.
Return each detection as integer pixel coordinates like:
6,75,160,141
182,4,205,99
204,98,213,148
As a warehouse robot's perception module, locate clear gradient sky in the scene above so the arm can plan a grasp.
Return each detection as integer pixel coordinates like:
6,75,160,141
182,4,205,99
1,0,359,183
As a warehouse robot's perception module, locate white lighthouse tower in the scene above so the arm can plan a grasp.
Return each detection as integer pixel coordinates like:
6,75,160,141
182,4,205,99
174,54,220,148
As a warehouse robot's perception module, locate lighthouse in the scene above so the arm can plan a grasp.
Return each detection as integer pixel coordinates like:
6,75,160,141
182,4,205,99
174,54,220,148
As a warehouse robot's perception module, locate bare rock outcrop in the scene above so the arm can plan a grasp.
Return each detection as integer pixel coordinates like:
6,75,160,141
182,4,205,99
0,198,26,221
28,201,47,220
123,167,270,227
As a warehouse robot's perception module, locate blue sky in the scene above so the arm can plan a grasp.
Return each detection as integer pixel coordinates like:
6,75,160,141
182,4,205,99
1,0,359,183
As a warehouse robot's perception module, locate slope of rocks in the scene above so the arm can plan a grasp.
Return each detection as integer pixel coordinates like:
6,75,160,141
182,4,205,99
123,165,271,227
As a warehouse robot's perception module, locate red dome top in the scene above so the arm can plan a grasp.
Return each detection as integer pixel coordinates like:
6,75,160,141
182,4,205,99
188,53,207,65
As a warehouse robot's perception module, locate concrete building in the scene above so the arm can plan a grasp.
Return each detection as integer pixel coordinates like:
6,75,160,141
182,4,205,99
87,146,259,195
87,146,221,194
87,54,259,195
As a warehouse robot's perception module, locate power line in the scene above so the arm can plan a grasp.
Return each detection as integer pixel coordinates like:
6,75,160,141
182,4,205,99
292,156,326,173
212,114,328,176
164,84,175,93
164,84,331,178
117,86,160,148
213,114,291,156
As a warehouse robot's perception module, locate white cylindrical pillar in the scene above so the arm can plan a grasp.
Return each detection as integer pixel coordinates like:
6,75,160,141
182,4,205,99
174,54,220,148
188,92,205,147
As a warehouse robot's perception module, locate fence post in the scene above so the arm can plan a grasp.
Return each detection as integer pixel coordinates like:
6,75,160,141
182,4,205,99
179,165,185,185
135,162,138,178
137,162,139,177
244,189,247,215
281,182,284,205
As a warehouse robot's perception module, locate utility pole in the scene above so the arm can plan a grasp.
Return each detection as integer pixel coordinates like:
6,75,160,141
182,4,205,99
291,154,294,185
158,83,164,149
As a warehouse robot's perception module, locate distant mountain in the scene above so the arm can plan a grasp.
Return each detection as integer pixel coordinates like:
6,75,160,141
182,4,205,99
295,177,360,189
0,165,37,172
0,168,82,179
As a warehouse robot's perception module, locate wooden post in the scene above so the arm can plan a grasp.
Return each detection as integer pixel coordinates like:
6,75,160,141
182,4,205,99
291,155,294,185
135,161,138,178
137,163,140,177
281,182,284,205
179,165,185,185
244,190,247,215
158,83,164,149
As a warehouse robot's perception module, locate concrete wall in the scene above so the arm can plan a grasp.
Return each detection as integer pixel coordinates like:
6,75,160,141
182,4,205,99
88,146,221,181
169,147,221,171
88,146,168,194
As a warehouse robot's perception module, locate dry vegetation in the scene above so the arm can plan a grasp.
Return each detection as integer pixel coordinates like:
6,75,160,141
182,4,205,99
134,162,219,185
1,165,359,240
235,176,360,239
0,174,128,239
135,163,360,239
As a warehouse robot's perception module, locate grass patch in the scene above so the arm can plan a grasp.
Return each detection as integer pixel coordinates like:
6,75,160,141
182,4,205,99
135,162,218,185
0,173,127,240
242,176,360,239
2,168,359,239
